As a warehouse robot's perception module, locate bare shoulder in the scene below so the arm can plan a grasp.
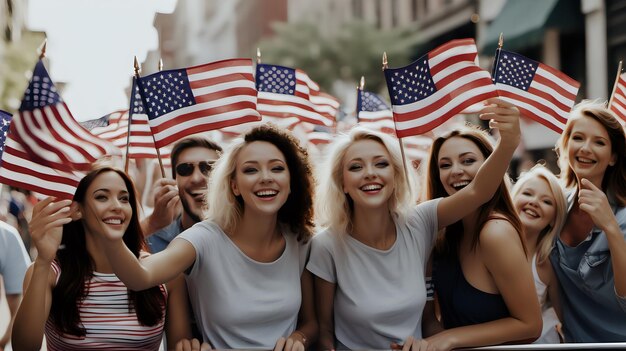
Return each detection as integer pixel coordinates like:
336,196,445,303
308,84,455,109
479,216,520,247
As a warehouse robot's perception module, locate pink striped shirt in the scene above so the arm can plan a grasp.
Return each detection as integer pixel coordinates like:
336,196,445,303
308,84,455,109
45,261,167,351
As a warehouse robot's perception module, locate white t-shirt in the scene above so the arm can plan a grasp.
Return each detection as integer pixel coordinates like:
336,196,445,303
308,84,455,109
307,199,440,349
532,254,560,344
178,221,310,349
0,220,30,294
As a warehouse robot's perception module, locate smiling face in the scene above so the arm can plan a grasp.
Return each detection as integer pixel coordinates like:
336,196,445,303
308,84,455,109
230,141,291,217
437,136,486,196
514,177,556,237
341,139,395,211
175,146,220,223
81,171,133,238
566,116,616,187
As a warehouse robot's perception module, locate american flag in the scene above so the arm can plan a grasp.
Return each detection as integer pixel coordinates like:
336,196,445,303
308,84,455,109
9,60,119,172
137,58,261,148
609,72,626,125
492,49,580,133
0,133,81,199
83,79,160,159
256,63,338,127
357,90,395,135
0,110,12,165
384,39,497,138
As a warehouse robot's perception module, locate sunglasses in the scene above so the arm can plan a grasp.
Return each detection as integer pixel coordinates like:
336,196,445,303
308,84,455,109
175,161,215,177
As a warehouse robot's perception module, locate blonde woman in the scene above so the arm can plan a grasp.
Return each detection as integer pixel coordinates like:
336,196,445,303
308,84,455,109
512,164,567,343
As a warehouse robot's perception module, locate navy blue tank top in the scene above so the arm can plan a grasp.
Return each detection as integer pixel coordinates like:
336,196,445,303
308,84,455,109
433,253,510,329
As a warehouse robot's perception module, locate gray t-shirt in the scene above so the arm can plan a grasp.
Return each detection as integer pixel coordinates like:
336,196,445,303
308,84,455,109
307,199,440,349
0,221,30,294
178,221,310,349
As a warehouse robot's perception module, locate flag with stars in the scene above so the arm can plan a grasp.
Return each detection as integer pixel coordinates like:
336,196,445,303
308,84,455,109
356,90,395,135
137,58,261,148
8,60,119,173
256,64,338,127
609,72,626,126
0,110,12,165
383,39,497,137
492,49,580,133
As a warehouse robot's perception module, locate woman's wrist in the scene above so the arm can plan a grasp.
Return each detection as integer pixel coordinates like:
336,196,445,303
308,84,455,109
292,330,308,347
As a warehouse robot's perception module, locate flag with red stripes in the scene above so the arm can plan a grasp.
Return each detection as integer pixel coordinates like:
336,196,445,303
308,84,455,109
256,64,338,127
137,58,261,148
9,60,119,173
609,72,626,125
356,90,395,135
384,39,498,138
492,48,580,133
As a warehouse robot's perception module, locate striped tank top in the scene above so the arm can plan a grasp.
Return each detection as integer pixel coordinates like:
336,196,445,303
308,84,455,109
45,261,167,351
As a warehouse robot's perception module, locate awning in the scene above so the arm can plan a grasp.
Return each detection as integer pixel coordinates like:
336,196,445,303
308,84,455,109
481,0,583,54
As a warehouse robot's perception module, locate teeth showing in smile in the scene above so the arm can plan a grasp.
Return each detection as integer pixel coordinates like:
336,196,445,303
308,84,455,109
361,184,382,191
103,218,122,225
255,190,278,197
576,157,595,164
452,181,470,189
523,208,539,218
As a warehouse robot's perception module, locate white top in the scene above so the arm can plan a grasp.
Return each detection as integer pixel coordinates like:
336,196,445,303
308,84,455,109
307,199,440,349
0,220,30,294
179,221,310,349
532,254,561,344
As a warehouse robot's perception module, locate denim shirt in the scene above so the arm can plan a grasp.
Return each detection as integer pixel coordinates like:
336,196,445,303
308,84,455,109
146,216,183,254
550,188,626,342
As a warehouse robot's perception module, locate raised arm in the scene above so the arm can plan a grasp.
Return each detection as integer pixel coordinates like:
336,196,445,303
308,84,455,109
141,178,181,236
101,236,196,291
437,99,521,229
423,220,542,350
12,198,72,351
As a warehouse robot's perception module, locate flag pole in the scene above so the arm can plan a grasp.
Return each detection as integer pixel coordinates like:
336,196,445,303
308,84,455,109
138,57,166,178
383,52,411,192
124,57,140,174
356,76,364,122
256,47,261,64
38,39,47,59
491,33,504,80
608,60,623,108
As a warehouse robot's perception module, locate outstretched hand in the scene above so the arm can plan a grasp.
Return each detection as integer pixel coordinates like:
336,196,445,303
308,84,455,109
479,98,521,149
28,197,73,262
274,333,306,351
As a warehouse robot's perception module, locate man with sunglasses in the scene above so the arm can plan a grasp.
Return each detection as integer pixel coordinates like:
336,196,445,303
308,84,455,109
146,136,222,253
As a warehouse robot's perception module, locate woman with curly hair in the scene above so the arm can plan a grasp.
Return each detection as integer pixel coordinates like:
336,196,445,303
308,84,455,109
94,125,317,351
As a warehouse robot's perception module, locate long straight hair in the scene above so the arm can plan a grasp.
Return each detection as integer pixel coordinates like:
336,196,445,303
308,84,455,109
49,167,166,336
423,128,524,257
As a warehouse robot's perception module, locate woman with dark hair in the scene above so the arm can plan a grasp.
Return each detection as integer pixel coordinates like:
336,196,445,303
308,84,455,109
308,99,526,351
95,124,317,351
551,101,626,342
12,167,191,350
420,126,542,349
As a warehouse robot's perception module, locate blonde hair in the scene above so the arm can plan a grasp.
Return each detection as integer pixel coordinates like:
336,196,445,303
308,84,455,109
316,127,416,235
512,164,567,263
555,100,626,205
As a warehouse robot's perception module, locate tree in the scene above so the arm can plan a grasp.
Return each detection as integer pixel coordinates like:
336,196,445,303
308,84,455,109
257,21,415,95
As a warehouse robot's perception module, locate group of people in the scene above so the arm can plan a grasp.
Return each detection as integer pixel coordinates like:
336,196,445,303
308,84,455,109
5,98,626,350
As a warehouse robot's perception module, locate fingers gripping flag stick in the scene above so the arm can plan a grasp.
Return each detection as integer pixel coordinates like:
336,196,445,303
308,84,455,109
492,49,580,133
138,58,261,148
384,38,498,138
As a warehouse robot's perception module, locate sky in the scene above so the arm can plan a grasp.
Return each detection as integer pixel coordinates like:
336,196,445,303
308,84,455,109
27,0,177,121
